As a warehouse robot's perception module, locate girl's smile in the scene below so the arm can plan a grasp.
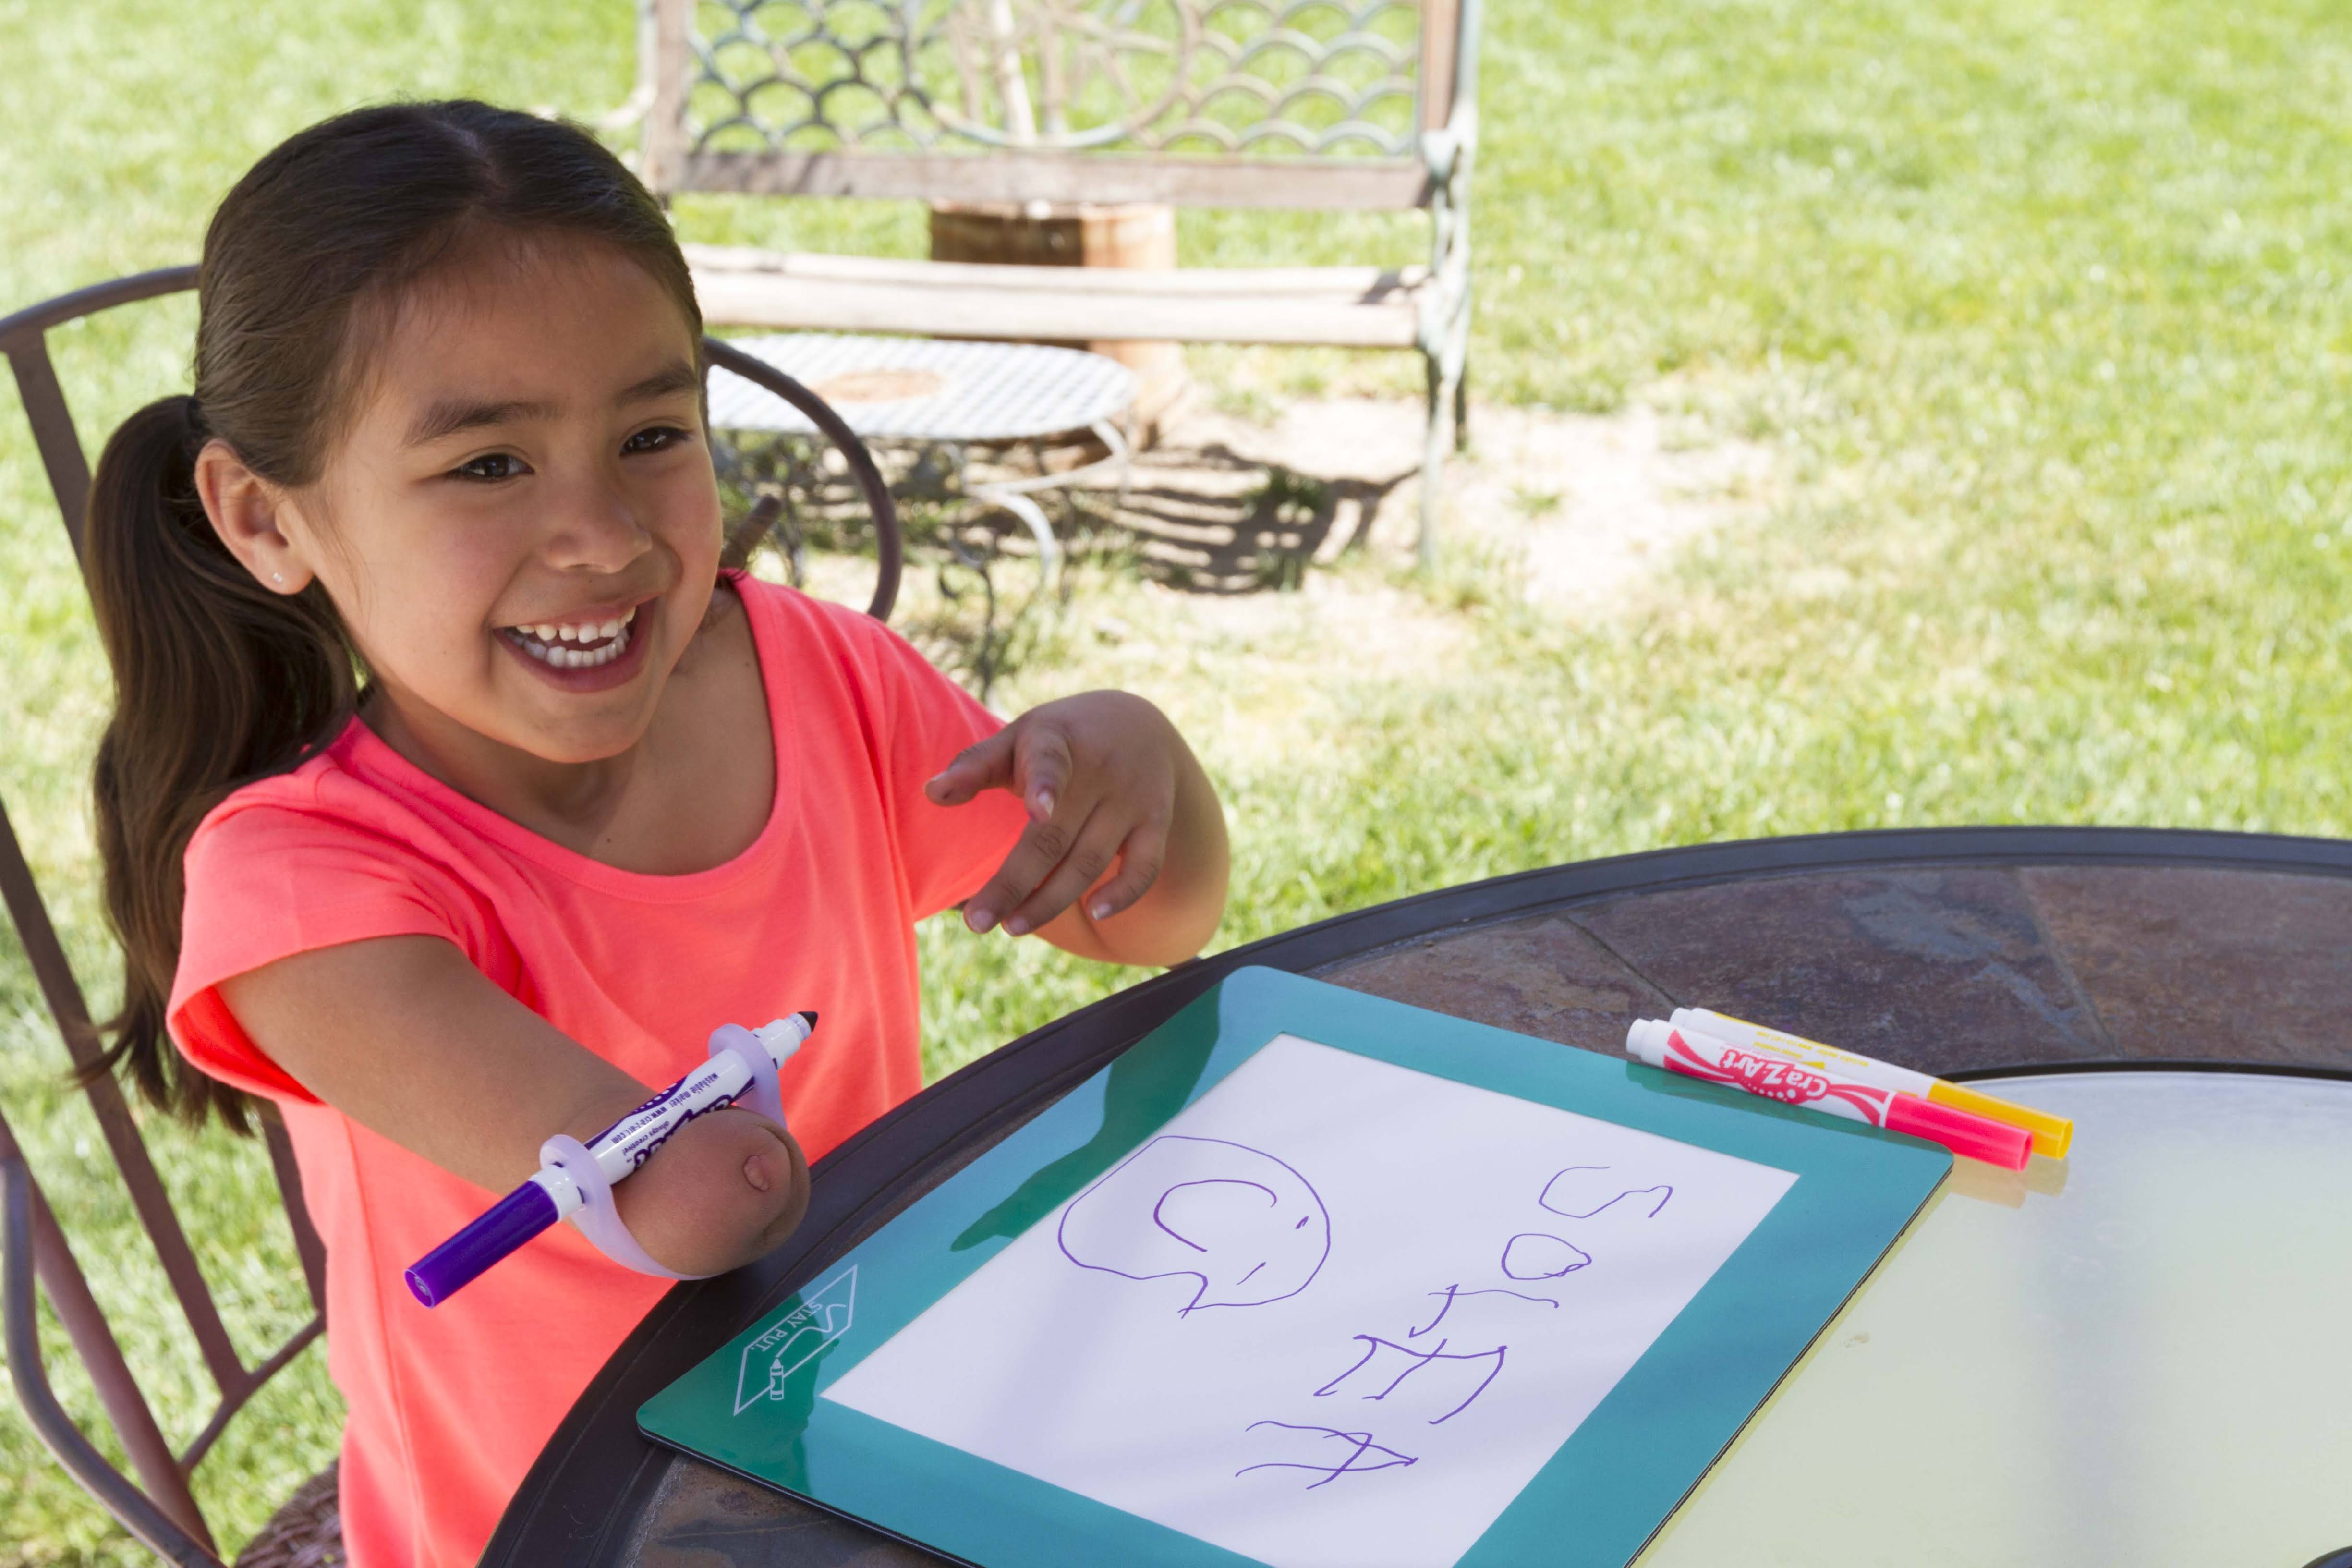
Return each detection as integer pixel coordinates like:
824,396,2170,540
496,596,661,690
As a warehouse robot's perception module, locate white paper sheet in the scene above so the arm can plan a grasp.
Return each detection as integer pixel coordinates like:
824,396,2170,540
824,1035,1797,1568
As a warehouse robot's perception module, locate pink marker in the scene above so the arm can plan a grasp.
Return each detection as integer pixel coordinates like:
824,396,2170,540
1625,1019,2031,1169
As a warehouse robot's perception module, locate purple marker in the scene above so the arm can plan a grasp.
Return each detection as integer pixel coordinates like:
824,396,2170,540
404,1011,816,1307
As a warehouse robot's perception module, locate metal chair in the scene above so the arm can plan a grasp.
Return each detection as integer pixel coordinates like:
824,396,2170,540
0,267,901,1565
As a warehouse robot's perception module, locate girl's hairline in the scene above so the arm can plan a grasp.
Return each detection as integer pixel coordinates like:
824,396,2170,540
310,221,705,472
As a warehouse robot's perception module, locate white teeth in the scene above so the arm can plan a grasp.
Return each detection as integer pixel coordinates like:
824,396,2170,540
504,608,639,673
508,617,631,671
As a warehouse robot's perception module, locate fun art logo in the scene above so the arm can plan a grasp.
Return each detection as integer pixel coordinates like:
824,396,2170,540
732,1265,857,1414
1712,1047,1831,1106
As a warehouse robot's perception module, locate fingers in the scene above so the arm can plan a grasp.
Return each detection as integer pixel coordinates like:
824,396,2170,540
1013,723,1072,823
963,810,1082,934
1081,820,1165,924
925,729,1016,805
1000,807,1130,936
951,695,1185,939
926,721,1068,821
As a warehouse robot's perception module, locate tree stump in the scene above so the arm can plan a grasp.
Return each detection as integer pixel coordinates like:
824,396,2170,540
928,201,1191,441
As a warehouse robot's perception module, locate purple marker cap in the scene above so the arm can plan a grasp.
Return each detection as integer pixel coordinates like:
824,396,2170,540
405,1180,560,1307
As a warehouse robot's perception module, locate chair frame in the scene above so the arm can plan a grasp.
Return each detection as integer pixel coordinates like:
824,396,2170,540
0,268,899,1565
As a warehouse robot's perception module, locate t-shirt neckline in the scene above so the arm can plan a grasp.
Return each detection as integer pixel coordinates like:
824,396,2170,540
331,581,795,901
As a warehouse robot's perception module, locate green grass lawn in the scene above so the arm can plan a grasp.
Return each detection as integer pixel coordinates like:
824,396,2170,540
5,0,2350,1560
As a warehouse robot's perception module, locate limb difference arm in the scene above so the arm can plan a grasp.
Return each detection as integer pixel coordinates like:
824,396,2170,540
217,935,808,1276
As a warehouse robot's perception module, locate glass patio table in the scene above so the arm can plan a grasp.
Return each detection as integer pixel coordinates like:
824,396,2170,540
484,827,2352,1568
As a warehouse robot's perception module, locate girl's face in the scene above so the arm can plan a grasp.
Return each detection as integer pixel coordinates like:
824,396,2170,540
291,239,720,765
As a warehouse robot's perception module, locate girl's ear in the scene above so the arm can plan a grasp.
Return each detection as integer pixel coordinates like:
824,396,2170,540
193,438,317,594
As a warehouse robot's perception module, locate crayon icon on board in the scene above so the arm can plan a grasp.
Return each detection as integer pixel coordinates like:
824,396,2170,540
733,1265,859,1415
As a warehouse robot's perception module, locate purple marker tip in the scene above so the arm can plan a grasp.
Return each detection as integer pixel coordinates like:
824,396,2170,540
797,1009,818,1028
405,1180,560,1307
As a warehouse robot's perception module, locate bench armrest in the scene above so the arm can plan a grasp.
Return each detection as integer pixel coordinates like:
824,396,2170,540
1423,102,1479,191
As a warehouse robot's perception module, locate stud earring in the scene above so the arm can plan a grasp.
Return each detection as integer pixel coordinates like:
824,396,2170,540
272,571,285,585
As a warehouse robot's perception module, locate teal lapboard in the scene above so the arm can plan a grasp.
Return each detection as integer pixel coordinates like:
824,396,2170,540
639,967,1948,1568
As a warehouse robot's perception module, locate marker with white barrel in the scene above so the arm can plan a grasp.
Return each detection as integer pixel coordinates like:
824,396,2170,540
1625,1019,2030,1169
1670,1006,2071,1160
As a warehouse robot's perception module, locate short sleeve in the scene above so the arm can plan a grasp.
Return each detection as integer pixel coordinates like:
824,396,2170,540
879,631,1031,919
167,787,486,1102
799,593,1030,920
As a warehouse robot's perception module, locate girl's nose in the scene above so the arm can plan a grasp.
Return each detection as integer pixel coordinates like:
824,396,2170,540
543,473,655,573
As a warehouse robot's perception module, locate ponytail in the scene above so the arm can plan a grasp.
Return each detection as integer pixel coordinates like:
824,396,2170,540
81,101,701,1126
85,396,355,1130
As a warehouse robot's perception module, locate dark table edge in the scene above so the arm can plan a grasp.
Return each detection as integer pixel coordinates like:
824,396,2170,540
484,824,2352,1566
1949,1058,2352,1083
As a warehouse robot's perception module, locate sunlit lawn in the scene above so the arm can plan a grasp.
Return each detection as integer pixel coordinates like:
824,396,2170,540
3,0,2348,1559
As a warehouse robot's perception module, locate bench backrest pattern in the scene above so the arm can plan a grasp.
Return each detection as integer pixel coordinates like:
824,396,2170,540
646,0,1471,209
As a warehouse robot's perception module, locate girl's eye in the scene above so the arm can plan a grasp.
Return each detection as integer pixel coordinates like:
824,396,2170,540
453,452,528,483
624,425,692,456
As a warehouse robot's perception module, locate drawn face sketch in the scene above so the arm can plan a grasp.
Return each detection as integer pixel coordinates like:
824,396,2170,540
1057,1135,1332,1315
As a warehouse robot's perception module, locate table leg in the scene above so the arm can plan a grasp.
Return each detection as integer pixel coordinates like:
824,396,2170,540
968,483,1062,597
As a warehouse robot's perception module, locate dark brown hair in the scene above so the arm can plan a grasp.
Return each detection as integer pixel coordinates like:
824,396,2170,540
86,100,702,1128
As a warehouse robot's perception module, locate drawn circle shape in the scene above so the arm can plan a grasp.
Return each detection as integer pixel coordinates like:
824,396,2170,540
1501,1232,1591,1281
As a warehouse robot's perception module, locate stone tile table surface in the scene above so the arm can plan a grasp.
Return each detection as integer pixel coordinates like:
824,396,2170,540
485,828,2352,1568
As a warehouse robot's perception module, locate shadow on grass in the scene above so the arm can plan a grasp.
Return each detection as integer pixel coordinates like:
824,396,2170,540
1101,441,1413,596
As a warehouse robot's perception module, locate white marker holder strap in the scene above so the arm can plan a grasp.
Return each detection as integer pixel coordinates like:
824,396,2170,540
708,1023,788,1130
539,1134,708,1282
539,1026,789,1283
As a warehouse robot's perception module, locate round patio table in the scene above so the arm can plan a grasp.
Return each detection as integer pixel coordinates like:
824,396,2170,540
484,827,2352,1568
707,333,1139,593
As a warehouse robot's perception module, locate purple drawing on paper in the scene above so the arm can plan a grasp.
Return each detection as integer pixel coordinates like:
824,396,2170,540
1407,1282,1559,1339
1058,1135,1331,1315
1313,1335,1510,1425
1236,1422,1419,1489
1538,1166,1674,1220
1501,1233,1591,1281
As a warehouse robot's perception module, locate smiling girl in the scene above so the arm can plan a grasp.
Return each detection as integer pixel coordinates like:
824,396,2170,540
84,100,1226,1567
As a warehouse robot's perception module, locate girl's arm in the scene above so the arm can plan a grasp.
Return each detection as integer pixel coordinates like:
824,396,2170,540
925,691,1230,968
217,935,808,1276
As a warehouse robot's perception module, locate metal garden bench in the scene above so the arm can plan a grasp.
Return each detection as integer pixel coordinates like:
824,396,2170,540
634,0,1484,561
0,267,897,1565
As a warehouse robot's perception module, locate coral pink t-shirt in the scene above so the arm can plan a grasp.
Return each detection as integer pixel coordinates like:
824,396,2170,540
166,579,1026,1568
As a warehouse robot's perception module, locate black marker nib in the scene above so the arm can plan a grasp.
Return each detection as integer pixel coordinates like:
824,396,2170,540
797,1009,819,1030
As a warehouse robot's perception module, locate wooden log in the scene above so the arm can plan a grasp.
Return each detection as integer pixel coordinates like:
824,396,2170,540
929,201,1191,437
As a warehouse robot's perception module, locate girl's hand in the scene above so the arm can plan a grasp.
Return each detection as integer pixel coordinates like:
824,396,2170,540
924,690,1229,968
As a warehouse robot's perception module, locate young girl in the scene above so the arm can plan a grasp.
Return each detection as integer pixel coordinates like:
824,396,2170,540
84,100,1227,1568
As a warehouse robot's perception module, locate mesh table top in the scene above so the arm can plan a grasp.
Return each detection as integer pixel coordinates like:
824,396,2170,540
706,333,1138,443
